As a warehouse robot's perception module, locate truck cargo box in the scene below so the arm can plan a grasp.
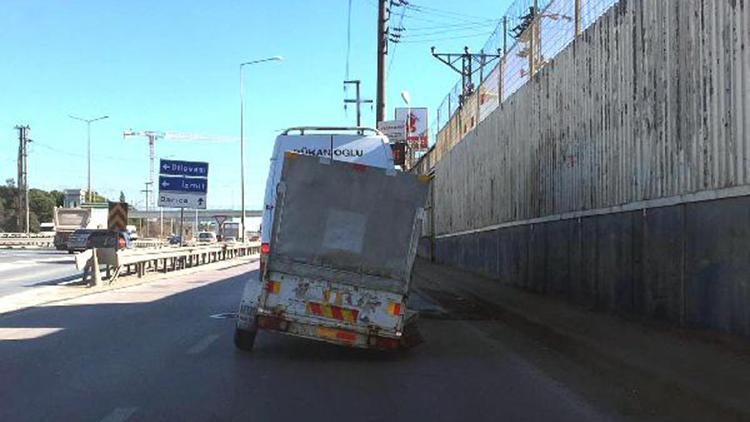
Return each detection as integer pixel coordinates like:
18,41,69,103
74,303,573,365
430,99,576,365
236,152,428,351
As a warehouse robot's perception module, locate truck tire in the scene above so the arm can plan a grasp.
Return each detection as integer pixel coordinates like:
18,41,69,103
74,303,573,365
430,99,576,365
233,326,257,351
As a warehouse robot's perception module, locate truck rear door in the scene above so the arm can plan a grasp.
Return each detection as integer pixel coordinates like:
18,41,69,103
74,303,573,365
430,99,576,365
260,153,428,343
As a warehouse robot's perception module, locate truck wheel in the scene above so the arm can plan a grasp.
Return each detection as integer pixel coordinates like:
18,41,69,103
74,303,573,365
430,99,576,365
233,326,257,351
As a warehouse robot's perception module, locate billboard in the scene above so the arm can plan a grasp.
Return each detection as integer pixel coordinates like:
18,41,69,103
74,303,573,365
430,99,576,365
377,120,406,143
395,107,429,150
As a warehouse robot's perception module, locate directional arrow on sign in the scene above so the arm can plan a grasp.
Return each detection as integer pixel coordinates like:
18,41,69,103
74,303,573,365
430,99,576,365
159,176,207,193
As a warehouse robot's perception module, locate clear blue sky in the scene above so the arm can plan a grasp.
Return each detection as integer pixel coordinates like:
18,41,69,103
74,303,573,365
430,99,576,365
0,0,510,210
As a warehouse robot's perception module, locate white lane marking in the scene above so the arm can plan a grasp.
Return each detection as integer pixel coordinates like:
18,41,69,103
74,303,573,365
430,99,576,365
0,266,81,284
0,327,63,340
187,334,220,355
100,407,137,422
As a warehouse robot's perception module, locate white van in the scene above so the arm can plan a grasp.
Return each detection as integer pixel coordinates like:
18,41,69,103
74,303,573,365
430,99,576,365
259,127,395,275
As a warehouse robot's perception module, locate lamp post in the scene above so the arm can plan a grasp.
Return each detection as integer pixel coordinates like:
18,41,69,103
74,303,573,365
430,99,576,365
69,114,109,202
239,56,283,243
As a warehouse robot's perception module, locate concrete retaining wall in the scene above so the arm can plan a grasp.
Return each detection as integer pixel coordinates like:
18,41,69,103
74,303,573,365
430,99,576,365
435,195,750,336
431,0,750,236
423,0,750,337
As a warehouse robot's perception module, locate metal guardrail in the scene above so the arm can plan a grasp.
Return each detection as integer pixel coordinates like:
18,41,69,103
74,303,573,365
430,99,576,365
0,236,54,248
0,232,54,238
132,239,166,248
82,242,261,284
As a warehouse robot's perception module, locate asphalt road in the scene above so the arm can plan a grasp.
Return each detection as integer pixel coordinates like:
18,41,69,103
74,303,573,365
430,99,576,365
0,262,613,422
0,250,80,298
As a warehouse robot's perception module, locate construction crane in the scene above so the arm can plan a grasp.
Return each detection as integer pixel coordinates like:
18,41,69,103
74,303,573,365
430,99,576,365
122,130,237,207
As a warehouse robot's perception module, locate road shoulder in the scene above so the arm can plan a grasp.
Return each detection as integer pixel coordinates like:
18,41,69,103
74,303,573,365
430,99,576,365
413,258,750,420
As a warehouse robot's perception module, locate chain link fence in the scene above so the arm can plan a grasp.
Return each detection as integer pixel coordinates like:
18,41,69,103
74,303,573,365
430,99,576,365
420,0,619,172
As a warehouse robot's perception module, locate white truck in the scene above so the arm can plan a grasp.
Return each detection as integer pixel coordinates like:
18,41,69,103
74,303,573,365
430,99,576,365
235,151,428,351
221,221,242,242
257,127,396,276
52,206,108,251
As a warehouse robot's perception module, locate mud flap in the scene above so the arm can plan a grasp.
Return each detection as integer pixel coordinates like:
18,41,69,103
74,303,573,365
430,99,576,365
400,310,423,349
236,278,264,330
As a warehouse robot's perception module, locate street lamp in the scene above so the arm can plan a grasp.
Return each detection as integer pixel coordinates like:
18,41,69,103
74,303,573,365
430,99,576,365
69,114,109,203
239,55,283,243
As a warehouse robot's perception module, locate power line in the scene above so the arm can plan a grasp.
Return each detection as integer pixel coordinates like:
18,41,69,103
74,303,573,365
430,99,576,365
398,25,498,38
387,0,407,73
398,30,497,44
402,20,500,33
405,2,494,20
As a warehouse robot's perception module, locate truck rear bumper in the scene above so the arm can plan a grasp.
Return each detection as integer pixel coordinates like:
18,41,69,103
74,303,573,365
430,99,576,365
256,314,402,350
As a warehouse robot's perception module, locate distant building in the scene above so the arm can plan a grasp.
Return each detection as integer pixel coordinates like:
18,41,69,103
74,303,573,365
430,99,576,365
63,189,85,208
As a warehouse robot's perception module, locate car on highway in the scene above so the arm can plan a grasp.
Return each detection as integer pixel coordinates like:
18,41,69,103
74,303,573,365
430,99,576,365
67,229,132,253
168,234,182,245
196,231,217,243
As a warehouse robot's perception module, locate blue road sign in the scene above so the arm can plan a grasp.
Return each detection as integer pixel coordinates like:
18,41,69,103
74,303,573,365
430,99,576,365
159,176,207,193
159,159,209,177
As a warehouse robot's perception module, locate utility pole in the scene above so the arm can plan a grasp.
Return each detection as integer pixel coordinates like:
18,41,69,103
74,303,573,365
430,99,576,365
14,125,31,234
375,0,389,124
344,80,373,126
431,47,501,106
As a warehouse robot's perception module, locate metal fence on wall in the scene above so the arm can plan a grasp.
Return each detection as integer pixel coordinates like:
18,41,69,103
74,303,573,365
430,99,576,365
424,0,619,171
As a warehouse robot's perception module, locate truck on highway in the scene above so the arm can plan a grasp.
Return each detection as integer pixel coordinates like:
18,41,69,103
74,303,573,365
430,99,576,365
52,206,108,251
39,222,55,237
221,221,242,242
235,150,428,351
257,127,396,277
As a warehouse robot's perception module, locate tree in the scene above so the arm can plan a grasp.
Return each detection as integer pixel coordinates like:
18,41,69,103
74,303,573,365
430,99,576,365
0,185,65,232
29,189,56,226
0,179,18,232
49,190,64,207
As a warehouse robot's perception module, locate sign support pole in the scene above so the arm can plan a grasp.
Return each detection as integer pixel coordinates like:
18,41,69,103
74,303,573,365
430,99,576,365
179,208,184,245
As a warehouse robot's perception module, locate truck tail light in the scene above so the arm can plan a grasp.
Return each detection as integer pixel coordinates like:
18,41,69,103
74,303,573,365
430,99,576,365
387,302,402,316
266,280,281,294
260,242,270,255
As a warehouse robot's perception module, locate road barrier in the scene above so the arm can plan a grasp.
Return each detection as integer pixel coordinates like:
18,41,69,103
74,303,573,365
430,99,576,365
75,242,260,285
0,236,54,248
132,239,167,249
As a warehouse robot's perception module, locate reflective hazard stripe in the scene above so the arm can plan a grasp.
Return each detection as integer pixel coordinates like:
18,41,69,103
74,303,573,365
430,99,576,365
306,302,359,322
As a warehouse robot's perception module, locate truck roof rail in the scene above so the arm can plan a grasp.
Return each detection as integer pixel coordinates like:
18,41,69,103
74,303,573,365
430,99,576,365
281,127,384,136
